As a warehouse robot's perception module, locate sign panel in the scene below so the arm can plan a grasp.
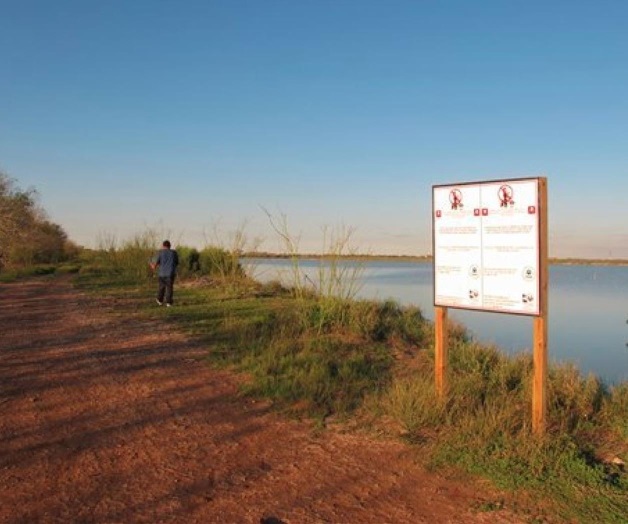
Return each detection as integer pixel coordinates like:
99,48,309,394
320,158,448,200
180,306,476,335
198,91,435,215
433,178,541,315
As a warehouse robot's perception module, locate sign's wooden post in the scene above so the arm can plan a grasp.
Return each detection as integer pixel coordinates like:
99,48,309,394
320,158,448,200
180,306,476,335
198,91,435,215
533,178,549,435
435,305,449,398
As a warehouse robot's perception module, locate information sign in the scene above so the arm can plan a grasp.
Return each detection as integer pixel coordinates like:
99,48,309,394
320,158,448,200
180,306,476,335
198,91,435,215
433,178,541,316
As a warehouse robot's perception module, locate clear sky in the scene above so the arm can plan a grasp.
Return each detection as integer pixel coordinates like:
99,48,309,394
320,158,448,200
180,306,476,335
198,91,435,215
1,1,627,257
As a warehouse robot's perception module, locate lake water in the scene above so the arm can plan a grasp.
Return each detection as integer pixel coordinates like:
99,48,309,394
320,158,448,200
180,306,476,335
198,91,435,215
245,259,628,384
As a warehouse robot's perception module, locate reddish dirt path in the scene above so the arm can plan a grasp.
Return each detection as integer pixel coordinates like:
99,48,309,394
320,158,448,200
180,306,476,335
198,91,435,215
0,277,522,523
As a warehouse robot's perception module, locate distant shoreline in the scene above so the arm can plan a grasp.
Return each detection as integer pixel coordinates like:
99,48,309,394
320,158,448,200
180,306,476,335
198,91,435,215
244,252,628,266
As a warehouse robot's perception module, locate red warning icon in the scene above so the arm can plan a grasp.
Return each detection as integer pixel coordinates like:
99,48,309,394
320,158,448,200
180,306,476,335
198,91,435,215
449,189,463,210
498,185,515,207
528,206,536,214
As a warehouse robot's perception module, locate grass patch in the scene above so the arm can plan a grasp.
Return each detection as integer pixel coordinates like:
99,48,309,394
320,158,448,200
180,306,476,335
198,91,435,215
240,335,391,419
375,342,627,522
0,264,58,282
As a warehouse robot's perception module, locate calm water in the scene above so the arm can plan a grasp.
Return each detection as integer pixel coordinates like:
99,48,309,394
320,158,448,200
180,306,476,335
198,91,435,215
245,259,628,384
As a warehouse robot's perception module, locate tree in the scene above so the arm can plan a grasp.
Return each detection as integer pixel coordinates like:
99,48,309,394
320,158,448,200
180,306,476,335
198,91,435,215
0,171,73,270
0,173,35,269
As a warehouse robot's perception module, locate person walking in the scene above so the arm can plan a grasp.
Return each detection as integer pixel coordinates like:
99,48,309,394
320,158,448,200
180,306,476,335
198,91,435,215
150,240,179,306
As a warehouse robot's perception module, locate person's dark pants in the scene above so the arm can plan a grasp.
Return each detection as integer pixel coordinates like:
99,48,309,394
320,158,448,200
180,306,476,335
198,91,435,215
158,275,175,305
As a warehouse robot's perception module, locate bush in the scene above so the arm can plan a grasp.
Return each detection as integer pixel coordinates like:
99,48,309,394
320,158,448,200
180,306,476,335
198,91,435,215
350,300,429,345
603,383,628,440
198,246,243,279
176,246,201,278
93,230,159,281
79,264,106,275
87,232,245,285
32,264,57,275
57,264,81,274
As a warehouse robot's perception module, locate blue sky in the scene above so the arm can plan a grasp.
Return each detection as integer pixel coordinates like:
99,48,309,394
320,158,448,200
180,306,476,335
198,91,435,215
1,1,627,257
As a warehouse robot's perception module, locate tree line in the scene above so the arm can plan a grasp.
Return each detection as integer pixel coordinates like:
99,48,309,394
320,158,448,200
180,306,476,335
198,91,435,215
0,171,78,271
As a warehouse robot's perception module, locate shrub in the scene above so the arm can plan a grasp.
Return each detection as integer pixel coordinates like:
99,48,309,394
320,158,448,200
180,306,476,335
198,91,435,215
198,246,243,280
94,230,159,281
32,264,56,275
56,264,81,274
602,383,628,440
349,299,429,345
176,246,201,278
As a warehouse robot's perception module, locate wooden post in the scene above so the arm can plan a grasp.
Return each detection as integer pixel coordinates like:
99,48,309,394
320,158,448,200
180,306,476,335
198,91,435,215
435,306,449,399
533,178,549,435
533,315,548,434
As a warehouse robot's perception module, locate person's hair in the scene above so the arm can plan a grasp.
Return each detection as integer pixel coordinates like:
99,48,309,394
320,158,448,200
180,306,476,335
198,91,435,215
162,240,171,248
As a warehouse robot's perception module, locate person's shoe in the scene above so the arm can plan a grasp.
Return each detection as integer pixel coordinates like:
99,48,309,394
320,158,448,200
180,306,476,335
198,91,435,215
166,303,172,307
156,299,163,306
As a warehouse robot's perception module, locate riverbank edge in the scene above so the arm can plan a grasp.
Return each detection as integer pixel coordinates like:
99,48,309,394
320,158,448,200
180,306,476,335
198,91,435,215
245,252,628,266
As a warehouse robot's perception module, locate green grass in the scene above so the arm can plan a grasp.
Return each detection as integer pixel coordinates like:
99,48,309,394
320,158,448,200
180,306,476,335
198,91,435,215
73,265,627,523
0,264,58,282
375,342,628,522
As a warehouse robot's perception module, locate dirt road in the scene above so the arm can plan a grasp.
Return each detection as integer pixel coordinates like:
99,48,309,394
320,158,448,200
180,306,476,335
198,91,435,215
0,277,521,523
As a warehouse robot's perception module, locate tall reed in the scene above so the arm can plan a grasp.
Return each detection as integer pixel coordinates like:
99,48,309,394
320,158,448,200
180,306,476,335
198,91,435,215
263,210,369,334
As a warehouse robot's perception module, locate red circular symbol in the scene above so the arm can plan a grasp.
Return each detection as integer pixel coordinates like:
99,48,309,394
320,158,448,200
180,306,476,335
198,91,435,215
498,185,514,207
449,189,463,210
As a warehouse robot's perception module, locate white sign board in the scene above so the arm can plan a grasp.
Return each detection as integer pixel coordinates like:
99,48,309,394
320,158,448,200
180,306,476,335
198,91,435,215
433,178,541,316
